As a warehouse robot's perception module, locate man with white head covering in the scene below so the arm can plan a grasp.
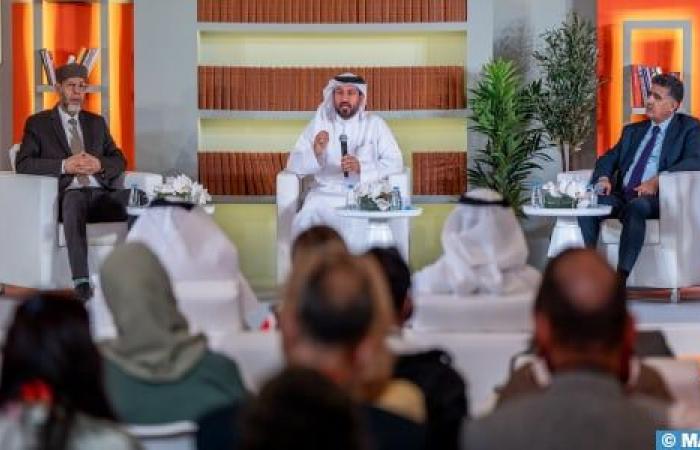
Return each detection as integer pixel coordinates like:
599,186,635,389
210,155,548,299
287,72,404,249
413,189,540,296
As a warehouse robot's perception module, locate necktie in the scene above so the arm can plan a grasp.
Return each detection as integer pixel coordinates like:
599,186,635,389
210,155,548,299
624,125,660,200
68,118,89,186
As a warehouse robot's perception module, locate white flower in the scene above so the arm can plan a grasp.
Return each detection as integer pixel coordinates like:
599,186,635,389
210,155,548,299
375,198,391,211
153,174,211,205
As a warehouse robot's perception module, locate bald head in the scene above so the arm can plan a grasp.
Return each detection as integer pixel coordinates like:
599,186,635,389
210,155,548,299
535,248,628,351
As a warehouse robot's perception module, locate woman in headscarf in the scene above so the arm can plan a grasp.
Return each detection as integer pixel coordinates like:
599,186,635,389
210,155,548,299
125,201,261,330
0,293,140,450
413,188,540,296
99,242,247,424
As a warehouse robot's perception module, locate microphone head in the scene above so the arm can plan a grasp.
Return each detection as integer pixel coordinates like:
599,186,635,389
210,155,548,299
339,134,348,143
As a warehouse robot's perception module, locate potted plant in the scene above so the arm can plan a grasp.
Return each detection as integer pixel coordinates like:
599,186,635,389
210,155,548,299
533,12,601,172
468,58,549,216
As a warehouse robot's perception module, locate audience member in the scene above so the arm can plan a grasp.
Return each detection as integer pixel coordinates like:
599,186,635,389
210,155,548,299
0,293,140,450
99,243,247,424
413,188,540,295
367,247,468,450
291,224,349,266
464,248,667,450
239,366,369,450
281,251,427,450
126,200,260,329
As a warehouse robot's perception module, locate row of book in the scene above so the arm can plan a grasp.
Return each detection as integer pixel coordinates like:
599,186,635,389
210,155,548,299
411,151,466,195
198,151,467,195
629,65,680,109
198,0,467,23
39,47,100,85
198,152,288,195
198,66,465,111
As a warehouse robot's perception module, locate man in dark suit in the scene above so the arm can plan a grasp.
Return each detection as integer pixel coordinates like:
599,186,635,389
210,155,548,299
579,74,700,284
15,63,128,300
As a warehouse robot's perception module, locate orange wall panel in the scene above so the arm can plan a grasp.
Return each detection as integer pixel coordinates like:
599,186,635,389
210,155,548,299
598,0,700,154
12,2,134,168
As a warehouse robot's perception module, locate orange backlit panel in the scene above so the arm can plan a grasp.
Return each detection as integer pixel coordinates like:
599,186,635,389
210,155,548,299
12,2,134,168
598,0,700,154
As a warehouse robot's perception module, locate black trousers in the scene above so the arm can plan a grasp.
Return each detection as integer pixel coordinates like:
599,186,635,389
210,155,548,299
60,187,130,281
577,193,660,273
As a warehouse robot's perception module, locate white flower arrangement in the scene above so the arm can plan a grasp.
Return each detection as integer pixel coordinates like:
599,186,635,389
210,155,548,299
153,174,212,206
541,179,594,208
354,178,394,211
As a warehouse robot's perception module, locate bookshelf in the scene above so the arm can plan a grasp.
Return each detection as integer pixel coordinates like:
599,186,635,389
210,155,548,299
196,0,470,197
32,0,110,121
621,20,692,125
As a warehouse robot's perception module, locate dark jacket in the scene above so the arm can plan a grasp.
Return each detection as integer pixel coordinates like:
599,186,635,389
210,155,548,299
15,106,126,192
592,113,700,192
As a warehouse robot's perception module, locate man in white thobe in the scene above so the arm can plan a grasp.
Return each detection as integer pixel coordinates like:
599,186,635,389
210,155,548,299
286,73,404,251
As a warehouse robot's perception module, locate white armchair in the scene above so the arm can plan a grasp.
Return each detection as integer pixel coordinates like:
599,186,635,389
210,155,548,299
558,170,700,297
276,168,411,283
0,144,162,288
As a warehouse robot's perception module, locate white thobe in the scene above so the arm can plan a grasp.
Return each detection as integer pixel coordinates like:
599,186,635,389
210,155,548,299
287,113,403,251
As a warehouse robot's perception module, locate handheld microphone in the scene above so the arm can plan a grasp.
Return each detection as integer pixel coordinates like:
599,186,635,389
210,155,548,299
340,134,348,178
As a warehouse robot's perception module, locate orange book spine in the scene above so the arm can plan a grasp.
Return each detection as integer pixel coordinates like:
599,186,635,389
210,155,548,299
197,0,205,22
411,0,420,22
358,0,366,22
211,0,220,21
220,152,231,195
221,0,229,22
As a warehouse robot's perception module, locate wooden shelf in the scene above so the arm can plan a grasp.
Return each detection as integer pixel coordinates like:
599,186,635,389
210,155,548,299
199,109,469,120
197,22,469,34
36,84,102,94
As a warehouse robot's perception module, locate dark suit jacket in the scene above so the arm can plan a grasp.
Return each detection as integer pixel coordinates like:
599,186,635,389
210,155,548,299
15,106,126,193
592,113,700,193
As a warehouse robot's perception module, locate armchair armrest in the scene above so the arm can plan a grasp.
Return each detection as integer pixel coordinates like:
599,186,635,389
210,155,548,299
0,174,58,287
659,171,700,286
276,170,303,282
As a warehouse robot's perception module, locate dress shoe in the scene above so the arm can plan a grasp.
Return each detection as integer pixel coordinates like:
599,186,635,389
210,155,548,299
74,282,94,302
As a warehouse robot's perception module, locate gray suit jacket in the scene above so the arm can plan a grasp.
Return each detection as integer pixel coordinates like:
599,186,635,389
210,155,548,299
15,106,126,193
464,371,667,450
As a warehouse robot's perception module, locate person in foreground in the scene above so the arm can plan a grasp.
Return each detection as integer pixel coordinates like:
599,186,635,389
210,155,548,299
0,293,140,450
15,63,129,301
280,250,427,450
286,72,403,249
99,242,247,424
367,247,468,450
238,366,369,450
464,248,667,450
578,74,700,285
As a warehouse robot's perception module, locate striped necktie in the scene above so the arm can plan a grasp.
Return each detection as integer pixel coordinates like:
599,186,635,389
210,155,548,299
68,118,89,186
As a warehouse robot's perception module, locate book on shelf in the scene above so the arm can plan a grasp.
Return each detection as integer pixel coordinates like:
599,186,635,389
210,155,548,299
630,64,670,110
39,49,57,85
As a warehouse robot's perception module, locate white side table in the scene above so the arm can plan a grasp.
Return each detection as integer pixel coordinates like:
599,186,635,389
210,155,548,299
523,205,612,257
127,204,216,216
335,207,423,249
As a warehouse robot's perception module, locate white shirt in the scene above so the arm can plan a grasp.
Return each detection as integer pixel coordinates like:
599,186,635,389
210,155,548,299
58,106,101,189
286,113,403,193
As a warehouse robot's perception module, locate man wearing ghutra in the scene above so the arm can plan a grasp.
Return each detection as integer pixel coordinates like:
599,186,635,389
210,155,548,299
413,189,540,296
286,72,404,250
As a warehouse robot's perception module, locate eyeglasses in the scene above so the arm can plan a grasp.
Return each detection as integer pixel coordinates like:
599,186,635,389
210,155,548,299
62,82,88,93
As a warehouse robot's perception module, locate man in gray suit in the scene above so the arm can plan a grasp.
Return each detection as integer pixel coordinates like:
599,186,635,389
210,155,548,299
464,248,666,450
16,63,128,301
